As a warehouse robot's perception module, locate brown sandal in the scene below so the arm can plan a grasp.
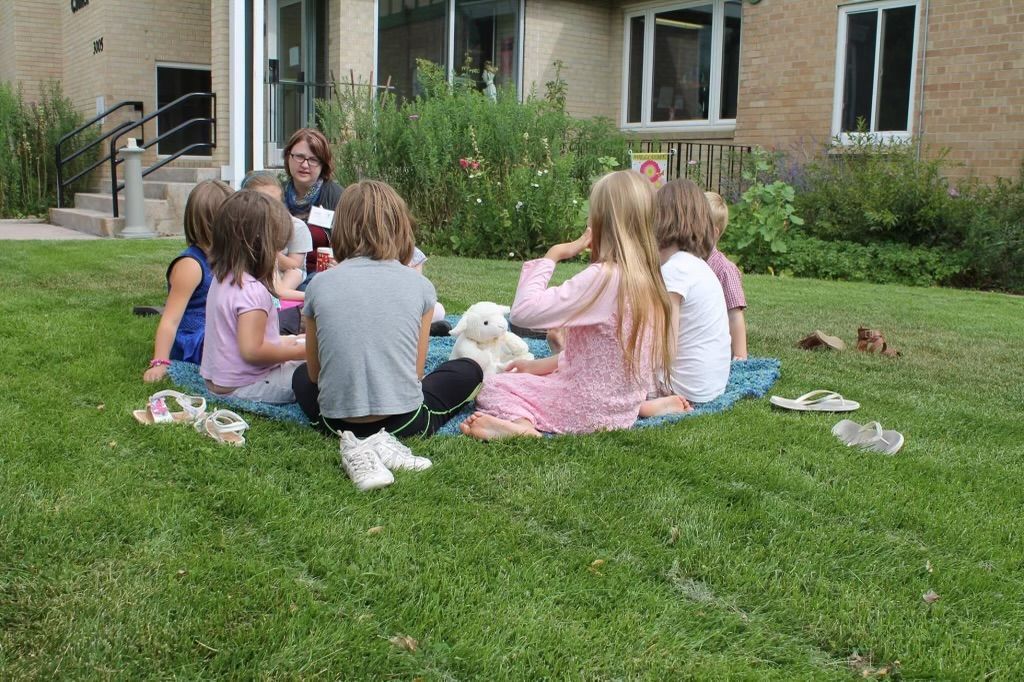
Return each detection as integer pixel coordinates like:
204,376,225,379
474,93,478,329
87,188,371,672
856,327,901,357
797,330,846,351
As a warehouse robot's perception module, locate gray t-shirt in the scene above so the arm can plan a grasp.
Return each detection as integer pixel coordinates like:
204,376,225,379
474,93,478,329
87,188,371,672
303,257,436,419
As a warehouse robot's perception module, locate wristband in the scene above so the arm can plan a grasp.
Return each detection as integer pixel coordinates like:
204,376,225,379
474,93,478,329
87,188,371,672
148,359,171,368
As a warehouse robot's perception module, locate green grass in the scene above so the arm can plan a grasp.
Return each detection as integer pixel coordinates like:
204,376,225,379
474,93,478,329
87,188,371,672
1,240,1023,679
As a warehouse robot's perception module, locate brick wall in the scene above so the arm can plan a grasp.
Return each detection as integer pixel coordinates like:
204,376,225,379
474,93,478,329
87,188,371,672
523,0,618,120
334,0,375,87
210,0,230,167
1,1,63,103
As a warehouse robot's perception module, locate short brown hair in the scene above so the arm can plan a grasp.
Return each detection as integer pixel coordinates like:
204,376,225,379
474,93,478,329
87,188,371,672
183,179,232,251
330,180,414,264
283,127,334,182
704,191,729,241
209,190,291,294
654,179,717,260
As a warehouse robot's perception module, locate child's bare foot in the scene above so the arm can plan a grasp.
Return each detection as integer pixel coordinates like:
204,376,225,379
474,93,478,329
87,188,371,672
460,412,541,440
639,395,693,418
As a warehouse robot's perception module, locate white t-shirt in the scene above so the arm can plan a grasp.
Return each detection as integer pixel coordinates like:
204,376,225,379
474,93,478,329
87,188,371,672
286,217,314,273
661,250,731,402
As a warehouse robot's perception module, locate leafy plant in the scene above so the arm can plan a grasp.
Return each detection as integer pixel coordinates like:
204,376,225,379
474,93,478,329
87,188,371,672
729,148,804,256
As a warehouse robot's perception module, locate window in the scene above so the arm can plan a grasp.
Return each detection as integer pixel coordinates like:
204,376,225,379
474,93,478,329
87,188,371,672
622,0,742,131
156,65,212,156
377,0,523,101
832,1,919,141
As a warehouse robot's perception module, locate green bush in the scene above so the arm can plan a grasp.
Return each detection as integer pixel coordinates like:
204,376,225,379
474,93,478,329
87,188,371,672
728,148,804,261
317,60,630,258
0,81,98,218
956,166,1024,293
795,132,967,249
720,228,964,288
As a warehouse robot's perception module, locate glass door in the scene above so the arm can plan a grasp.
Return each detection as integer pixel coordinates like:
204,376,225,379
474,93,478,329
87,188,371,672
266,0,327,164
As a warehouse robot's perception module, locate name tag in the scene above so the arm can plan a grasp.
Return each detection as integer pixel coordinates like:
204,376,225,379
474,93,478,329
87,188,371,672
308,205,335,229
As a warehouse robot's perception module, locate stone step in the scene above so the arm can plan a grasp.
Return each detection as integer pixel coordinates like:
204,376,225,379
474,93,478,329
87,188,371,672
72,193,179,236
48,208,125,238
146,166,221,183
98,179,197,201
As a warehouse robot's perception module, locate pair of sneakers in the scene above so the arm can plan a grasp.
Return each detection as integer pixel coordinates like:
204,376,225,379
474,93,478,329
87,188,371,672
340,429,432,491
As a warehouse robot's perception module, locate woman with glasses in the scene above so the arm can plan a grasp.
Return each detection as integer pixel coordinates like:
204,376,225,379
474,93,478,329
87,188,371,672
282,128,345,277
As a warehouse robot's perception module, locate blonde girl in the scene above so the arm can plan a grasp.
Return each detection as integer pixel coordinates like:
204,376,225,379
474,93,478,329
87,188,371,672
199,190,307,404
461,170,673,440
143,179,232,382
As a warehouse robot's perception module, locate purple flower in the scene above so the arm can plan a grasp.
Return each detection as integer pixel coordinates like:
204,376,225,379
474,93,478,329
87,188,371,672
948,186,960,198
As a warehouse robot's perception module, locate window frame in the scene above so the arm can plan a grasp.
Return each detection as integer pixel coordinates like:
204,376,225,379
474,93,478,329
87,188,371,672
373,0,525,101
831,0,921,144
620,0,741,133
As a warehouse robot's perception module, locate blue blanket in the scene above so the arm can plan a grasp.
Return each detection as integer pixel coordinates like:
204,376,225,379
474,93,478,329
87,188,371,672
168,319,779,436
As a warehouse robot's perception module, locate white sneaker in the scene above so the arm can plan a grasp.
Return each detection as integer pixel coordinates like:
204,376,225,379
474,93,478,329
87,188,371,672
339,431,394,491
363,429,433,472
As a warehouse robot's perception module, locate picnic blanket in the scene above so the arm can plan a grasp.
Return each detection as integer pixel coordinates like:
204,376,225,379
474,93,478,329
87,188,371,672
168,318,780,436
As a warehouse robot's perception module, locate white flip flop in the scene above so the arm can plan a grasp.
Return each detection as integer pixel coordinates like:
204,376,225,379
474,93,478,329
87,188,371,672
832,419,904,455
194,409,249,447
770,389,860,412
133,390,207,425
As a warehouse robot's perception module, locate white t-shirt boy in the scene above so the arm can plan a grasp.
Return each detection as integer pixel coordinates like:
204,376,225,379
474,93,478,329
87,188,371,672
286,217,314,274
661,250,731,403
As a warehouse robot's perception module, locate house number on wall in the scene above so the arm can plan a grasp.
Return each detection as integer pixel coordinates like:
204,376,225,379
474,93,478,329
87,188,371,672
71,0,90,13
92,37,104,54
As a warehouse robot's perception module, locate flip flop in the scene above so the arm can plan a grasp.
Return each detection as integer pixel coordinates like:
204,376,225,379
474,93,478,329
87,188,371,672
194,409,249,447
132,390,207,425
832,419,904,455
770,389,860,412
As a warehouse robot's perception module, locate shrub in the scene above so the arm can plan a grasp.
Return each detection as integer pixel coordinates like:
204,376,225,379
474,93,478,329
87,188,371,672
727,148,805,262
796,132,967,248
317,60,630,258
0,81,97,218
956,166,1024,293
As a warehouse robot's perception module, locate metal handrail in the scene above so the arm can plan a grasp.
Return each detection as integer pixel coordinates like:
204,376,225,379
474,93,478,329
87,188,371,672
55,100,143,207
108,92,217,218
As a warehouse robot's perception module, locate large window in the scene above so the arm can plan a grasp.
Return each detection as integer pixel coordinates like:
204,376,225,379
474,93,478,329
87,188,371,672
832,1,919,141
622,0,742,131
377,0,523,101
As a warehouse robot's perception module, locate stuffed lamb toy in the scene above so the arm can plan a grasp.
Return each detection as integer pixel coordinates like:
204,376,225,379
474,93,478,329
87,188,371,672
449,301,534,375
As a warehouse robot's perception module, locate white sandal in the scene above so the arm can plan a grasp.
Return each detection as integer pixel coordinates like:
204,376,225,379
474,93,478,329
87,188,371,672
770,389,860,413
194,409,249,447
833,419,904,455
133,390,207,425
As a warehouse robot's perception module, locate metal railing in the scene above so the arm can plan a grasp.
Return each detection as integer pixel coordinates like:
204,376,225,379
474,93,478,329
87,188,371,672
55,100,144,208
632,140,752,198
107,92,217,217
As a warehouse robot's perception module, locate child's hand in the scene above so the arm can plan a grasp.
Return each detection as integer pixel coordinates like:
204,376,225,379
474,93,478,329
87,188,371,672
143,365,168,383
545,227,591,262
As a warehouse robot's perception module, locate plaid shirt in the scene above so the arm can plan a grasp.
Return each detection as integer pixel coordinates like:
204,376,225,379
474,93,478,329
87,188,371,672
706,248,747,310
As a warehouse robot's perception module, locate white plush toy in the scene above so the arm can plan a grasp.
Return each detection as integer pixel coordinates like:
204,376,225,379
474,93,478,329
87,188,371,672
449,301,534,375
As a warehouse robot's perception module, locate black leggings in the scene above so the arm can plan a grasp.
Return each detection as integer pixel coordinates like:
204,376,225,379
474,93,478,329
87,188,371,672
291,358,483,438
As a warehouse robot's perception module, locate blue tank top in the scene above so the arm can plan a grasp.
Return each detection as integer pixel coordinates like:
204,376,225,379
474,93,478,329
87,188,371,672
166,245,212,364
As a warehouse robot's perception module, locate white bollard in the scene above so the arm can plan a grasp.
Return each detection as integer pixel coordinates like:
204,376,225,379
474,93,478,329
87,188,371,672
118,138,156,239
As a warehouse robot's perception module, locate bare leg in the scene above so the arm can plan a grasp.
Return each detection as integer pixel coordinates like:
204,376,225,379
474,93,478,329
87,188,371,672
639,395,693,418
460,411,542,440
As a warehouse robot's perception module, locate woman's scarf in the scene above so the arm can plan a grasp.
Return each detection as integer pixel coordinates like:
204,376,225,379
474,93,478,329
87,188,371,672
284,177,324,219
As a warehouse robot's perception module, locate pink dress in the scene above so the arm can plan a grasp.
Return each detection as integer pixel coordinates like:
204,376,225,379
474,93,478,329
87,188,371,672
476,258,653,434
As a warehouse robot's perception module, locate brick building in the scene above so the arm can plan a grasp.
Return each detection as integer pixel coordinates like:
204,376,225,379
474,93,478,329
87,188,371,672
2,0,1021,192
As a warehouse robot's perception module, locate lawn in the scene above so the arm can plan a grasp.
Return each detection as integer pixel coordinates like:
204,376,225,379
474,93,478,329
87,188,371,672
1,240,1022,679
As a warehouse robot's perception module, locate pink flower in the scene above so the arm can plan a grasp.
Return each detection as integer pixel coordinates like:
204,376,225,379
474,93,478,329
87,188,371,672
459,158,469,169
948,186,960,198
471,161,480,170
687,159,698,166
408,114,420,121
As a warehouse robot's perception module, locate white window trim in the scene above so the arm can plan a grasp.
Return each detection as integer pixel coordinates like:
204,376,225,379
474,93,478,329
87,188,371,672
374,0,526,101
154,62,214,161
620,0,740,133
831,0,920,145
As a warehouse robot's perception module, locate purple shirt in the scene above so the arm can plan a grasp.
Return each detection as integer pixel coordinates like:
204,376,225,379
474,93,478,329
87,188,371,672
706,248,747,311
200,273,280,387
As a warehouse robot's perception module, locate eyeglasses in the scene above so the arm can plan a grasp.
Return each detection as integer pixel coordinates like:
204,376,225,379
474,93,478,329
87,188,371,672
289,153,322,168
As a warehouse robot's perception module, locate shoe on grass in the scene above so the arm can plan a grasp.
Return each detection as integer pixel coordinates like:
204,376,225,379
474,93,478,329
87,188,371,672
340,431,394,491
364,428,433,472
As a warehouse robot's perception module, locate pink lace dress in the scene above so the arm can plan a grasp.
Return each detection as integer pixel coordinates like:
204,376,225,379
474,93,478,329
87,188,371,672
475,258,653,434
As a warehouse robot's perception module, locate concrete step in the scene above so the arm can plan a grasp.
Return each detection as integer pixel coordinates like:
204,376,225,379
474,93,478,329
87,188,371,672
98,179,197,201
146,166,221,183
72,193,179,236
48,208,125,237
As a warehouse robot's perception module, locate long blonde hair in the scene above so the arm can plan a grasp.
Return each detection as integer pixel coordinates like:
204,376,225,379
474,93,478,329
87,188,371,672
583,170,673,382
